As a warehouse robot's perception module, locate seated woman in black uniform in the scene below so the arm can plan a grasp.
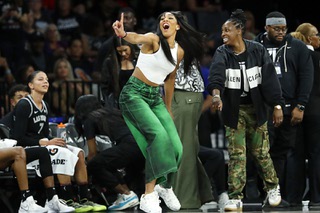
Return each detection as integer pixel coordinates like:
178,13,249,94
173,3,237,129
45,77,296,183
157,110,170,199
10,71,106,212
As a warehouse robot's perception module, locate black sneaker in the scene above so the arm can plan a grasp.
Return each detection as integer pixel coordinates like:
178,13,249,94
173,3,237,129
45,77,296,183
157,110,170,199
309,202,320,210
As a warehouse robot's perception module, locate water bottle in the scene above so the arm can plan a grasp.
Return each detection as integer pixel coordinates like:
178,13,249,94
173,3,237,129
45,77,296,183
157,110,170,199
57,123,66,140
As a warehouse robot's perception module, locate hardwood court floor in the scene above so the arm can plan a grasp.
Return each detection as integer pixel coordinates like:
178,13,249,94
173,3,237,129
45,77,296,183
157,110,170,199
77,202,319,213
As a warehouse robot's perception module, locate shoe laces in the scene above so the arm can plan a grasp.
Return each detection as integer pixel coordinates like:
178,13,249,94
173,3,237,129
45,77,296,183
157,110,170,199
81,199,101,206
269,187,280,198
143,193,161,205
226,199,240,205
57,199,68,205
66,200,83,208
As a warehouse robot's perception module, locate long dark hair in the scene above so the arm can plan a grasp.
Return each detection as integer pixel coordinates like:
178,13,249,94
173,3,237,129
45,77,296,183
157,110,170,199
74,94,124,137
103,37,137,101
112,36,136,63
156,11,206,75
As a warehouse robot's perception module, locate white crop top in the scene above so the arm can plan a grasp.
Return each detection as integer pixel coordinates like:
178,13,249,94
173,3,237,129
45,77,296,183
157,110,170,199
136,42,178,84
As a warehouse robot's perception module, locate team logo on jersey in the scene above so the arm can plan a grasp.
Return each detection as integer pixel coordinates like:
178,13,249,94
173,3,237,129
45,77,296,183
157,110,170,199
48,148,58,155
33,115,46,123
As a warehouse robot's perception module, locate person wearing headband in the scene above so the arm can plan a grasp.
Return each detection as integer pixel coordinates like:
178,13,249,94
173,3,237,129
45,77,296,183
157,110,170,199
255,11,314,206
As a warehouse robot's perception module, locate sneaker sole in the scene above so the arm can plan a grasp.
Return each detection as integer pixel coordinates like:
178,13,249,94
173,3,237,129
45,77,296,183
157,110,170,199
74,207,93,213
139,206,162,213
224,207,243,211
269,199,282,207
140,202,162,213
48,209,75,213
91,206,107,212
109,199,139,210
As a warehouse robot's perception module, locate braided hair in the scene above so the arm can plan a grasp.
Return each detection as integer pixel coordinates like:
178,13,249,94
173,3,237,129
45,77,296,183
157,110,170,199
228,9,247,36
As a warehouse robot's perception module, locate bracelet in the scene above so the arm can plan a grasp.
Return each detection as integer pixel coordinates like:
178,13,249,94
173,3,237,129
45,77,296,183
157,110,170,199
213,94,220,99
119,32,127,38
212,94,220,103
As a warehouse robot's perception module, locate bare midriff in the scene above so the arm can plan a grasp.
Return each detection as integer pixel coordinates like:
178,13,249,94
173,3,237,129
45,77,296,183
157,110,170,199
132,67,159,87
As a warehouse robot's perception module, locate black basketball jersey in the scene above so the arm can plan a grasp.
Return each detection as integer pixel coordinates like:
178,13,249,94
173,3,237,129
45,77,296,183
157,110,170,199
11,95,50,146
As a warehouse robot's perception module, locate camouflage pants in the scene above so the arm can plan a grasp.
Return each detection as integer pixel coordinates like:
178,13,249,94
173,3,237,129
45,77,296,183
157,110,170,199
225,105,279,199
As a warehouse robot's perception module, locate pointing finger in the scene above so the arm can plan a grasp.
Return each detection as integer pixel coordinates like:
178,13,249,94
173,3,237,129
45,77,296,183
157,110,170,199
120,12,124,24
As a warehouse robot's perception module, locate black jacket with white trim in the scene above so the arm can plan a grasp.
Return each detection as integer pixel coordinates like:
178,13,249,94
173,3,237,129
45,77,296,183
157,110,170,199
207,39,284,129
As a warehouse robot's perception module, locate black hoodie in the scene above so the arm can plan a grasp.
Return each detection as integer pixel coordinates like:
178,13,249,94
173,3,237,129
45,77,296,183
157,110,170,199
207,39,284,129
255,33,314,113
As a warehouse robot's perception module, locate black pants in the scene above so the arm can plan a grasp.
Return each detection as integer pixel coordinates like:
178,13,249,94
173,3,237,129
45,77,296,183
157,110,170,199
198,145,226,196
269,114,298,197
286,115,320,203
87,136,145,190
25,147,53,179
198,110,223,148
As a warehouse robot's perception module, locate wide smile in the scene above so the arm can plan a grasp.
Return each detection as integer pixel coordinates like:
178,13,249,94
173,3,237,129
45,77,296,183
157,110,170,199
222,37,228,43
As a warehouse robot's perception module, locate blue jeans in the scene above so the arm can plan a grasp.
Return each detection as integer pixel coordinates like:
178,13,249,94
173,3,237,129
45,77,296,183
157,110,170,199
119,76,183,184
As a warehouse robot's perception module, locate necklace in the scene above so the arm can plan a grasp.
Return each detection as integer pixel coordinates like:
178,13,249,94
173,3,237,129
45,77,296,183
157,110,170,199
233,48,245,55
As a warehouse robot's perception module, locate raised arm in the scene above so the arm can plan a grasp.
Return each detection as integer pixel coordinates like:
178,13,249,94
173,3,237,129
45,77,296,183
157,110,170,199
112,13,158,47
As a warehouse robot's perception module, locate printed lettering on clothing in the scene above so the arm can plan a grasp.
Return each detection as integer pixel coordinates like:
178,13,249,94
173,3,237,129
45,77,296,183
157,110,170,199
31,158,66,170
225,66,261,90
225,68,241,89
240,62,249,92
246,66,262,89
267,48,278,62
52,159,66,165
57,18,79,30
33,115,46,123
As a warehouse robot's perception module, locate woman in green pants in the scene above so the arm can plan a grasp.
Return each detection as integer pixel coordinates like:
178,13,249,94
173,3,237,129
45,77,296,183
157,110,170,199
112,10,205,213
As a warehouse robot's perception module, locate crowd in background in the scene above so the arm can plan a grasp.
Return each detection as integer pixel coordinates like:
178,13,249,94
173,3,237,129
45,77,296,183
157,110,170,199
0,0,314,119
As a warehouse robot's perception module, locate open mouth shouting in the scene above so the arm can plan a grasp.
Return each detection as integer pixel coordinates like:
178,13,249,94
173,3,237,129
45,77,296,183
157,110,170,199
163,23,170,30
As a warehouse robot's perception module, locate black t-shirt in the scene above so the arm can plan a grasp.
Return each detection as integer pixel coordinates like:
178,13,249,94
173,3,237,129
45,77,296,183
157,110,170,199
52,12,82,43
82,113,134,144
119,69,134,90
0,2,25,41
235,51,252,105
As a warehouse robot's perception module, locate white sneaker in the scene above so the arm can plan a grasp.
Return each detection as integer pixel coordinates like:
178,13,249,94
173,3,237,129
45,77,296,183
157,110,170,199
218,192,229,209
139,191,162,213
45,195,75,213
154,184,181,211
19,196,47,213
224,199,242,211
267,185,281,206
108,191,139,210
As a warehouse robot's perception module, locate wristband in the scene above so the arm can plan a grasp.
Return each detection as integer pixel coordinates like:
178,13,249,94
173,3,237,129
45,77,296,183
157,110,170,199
119,32,127,38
